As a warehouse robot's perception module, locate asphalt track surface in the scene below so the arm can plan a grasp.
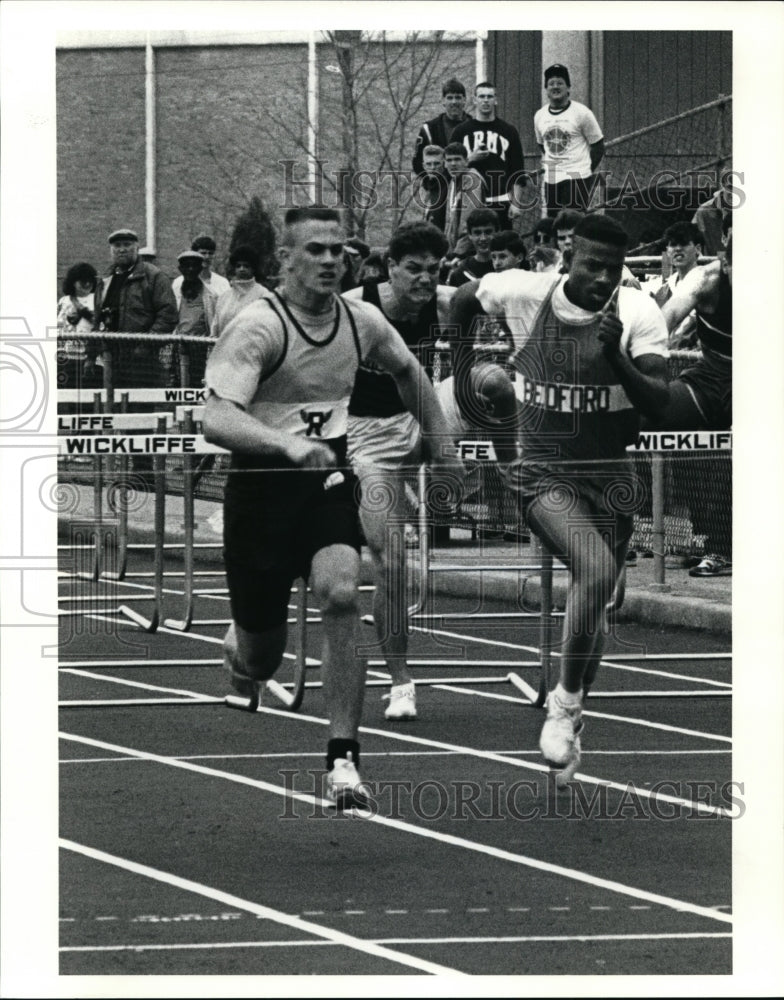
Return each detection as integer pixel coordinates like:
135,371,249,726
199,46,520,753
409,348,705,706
59,550,733,977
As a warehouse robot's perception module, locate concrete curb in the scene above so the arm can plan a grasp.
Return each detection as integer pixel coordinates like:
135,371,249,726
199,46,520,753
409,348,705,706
57,486,731,636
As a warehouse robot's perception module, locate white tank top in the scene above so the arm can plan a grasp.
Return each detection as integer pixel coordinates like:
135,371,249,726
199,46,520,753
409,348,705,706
247,291,362,440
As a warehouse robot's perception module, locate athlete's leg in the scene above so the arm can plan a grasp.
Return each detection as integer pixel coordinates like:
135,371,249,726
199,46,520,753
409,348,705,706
355,462,413,691
582,536,630,695
527,492,626,775
526,493,623,693
310,543,365,739
224,619,288,690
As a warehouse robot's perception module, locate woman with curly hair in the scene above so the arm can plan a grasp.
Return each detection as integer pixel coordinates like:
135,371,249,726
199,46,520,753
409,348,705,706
57,261,101,389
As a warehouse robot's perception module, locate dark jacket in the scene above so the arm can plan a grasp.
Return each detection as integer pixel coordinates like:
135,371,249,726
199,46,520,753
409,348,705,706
94,257,178,334
411,111,471,176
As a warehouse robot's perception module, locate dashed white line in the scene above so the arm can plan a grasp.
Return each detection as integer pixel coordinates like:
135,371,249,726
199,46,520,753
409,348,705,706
59,839,465,977
60,731,733,924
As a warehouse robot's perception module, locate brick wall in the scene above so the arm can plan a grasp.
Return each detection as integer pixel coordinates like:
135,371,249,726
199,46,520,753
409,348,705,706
56,38,475,291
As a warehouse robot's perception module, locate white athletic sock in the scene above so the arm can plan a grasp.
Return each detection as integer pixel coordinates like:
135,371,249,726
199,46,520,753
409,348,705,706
553,682,582,707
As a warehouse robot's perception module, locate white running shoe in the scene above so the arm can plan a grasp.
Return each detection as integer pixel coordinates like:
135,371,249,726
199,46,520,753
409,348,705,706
540,691,583,784
326,752,371,810
383,681,417,720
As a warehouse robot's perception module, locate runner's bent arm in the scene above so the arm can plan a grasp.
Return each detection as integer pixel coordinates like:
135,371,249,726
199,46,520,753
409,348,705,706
597,309,670,422
448,280,495,419
661,261,719,334
362,317,464,468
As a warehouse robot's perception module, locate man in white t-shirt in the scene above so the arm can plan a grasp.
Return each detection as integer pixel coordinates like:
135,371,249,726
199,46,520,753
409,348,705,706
534,64,605,217
450,214,669,784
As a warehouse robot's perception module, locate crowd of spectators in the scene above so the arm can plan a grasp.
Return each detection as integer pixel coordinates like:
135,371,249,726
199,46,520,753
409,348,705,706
57,64,732,581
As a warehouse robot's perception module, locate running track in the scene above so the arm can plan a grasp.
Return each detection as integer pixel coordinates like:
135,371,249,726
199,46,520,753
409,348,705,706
57,551,733,977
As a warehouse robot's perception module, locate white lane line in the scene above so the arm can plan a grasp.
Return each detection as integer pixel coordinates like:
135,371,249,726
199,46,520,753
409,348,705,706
82,615,321,665
259,706,734,812
67,576,231,603
433,683,731,744
60,659,222,668
58,747,731,761
59,732,733,922
61,669,217,701
410,624,731,688
58,839,466,977
60,665,732,810
60,930,731,954
59,748,732,765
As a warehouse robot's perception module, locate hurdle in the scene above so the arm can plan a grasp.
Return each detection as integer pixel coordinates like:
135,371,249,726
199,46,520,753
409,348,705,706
57,428,226,633
56,422,313,712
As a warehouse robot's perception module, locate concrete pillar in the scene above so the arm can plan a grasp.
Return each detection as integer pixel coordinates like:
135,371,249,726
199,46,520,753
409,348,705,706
541,31,590,104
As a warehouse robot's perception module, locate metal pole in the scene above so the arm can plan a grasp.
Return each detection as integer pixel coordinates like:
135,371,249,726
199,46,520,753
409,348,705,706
145,35,156,253
475,31,486,85
308,33,319,205
651,453,668,590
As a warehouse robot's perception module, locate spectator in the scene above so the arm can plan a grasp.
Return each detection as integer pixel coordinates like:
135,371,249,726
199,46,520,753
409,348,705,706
447,208,499,287
173,249,218,387
340,237,370,293
358,250,388,285
526,217,561,273
552,208,585,260
649,221,706,349
411,78,470,178
412,144,449,231
93,227,178,388
57,261,100,390
443,141,488,252
651,219,733,578
534,64,605,217
213,245,269,338
173,234,231,302
490,231,528,272
692,185,732,256
449,81,528,230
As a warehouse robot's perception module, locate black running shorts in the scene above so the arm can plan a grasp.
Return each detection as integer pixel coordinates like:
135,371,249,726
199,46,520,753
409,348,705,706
223,464,362,633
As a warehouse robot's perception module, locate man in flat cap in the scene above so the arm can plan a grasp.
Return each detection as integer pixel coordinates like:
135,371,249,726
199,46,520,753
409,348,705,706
534,64,605,217
93,228,178,387
172,234,231,302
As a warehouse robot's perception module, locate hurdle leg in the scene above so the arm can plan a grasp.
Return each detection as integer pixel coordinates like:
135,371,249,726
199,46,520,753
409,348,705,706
278,579,308,711
102,455,129,581
535,538,553,708
163,411,196,631
162,452,195,631
118,444,165,633
409,464,430,615
87,450,105,581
